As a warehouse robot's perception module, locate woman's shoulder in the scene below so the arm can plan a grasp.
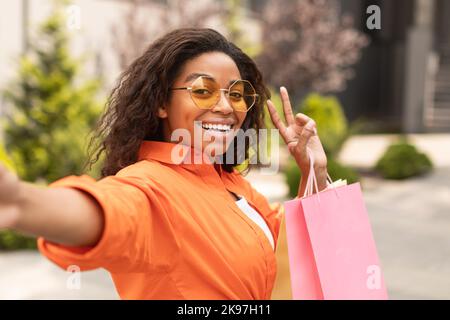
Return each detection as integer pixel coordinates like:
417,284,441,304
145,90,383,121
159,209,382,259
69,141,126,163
111,160,184,192
116,159,175,179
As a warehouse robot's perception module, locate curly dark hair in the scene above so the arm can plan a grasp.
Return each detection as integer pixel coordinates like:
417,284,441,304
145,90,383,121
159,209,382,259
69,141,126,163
85,28,270,178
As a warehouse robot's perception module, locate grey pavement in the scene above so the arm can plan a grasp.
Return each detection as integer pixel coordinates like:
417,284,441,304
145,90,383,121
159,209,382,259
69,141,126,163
337,133,450,169
0,251,118,299
362,169,450,299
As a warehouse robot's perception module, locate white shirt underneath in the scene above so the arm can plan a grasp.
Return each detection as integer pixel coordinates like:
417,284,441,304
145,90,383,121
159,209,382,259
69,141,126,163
235,195,275,250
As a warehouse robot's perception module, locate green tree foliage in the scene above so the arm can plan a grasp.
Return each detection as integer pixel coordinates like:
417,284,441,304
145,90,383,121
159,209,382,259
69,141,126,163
0,2,104,250
2,4,103,184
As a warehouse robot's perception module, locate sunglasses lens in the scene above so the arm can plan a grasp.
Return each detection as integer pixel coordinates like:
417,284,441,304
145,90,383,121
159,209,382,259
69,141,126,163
189,77,257,111
229,81,256,112
190,77,220,109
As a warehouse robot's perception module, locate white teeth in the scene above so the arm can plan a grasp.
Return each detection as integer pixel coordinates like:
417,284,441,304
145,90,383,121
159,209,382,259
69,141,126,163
201,123,232,132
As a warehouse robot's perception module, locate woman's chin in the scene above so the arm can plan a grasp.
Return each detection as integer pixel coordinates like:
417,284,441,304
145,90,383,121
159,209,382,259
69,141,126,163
202,141,230,159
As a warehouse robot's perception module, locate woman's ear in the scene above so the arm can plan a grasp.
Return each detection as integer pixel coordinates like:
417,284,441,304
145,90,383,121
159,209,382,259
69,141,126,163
158,105,168,118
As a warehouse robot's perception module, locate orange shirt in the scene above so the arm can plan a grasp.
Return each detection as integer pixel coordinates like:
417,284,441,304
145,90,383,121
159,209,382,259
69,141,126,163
38,141,284,299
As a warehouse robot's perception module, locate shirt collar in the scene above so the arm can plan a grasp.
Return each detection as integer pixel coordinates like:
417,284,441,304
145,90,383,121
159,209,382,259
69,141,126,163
138,141,250,200
138,140,225,174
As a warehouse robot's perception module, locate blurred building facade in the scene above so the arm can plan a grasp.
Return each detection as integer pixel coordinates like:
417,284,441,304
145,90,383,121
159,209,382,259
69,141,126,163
249,0,450,133
337,0,450,133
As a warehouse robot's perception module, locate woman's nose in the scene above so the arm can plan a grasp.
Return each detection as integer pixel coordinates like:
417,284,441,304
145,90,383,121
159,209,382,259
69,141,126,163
211,90,233,114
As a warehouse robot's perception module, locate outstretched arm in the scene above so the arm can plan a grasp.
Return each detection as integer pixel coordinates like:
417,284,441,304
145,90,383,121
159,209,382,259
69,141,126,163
0,164,104,247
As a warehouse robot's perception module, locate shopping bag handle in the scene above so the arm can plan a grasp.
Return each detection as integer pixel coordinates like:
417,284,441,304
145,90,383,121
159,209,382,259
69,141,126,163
302,147,340,201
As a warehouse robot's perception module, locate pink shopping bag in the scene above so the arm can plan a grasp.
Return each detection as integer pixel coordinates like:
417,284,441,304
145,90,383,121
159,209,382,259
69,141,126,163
284,149,388,300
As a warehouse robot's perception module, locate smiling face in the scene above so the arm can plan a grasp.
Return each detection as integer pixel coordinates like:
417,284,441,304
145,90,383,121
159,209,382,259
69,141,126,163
158,51,248,157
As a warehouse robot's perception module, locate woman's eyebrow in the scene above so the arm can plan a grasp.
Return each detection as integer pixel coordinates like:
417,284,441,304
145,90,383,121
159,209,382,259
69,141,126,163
228,79,240,85
184,73,241,85
184,73,213,83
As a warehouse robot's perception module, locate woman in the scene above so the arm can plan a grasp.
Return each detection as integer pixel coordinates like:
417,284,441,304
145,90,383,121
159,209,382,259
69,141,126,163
0,28,328,299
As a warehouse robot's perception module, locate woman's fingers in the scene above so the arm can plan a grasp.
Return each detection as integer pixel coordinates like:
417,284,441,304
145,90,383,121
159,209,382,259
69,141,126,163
295,114,317,135
294,113,309,126
267,99,289,142
267,87,318,151
298,121,317,150
280,87,295,126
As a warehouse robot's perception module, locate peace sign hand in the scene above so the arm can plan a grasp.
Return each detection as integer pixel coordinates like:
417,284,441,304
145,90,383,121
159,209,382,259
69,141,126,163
267,87,328,192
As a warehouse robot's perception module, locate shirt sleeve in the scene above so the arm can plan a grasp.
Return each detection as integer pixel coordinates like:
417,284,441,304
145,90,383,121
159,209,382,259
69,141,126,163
37,168,180,273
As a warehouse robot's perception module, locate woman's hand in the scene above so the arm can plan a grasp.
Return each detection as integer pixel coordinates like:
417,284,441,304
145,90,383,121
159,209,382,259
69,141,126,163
0,163,23,229
266,87,328,195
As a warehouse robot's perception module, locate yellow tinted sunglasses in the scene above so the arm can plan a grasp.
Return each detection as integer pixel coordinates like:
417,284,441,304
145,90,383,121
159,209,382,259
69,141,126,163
170,76,259,112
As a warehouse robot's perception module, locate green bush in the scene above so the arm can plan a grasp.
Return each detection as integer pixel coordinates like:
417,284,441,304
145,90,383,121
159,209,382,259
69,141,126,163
375,140,433,180
284,158,359,198
327,158,360,185
285,160,302,198
0,231,37,251
299,93,349,158
2,3,103,184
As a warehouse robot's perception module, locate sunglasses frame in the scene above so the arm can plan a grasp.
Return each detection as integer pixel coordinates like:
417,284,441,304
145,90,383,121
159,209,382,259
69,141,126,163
170,76,260,112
